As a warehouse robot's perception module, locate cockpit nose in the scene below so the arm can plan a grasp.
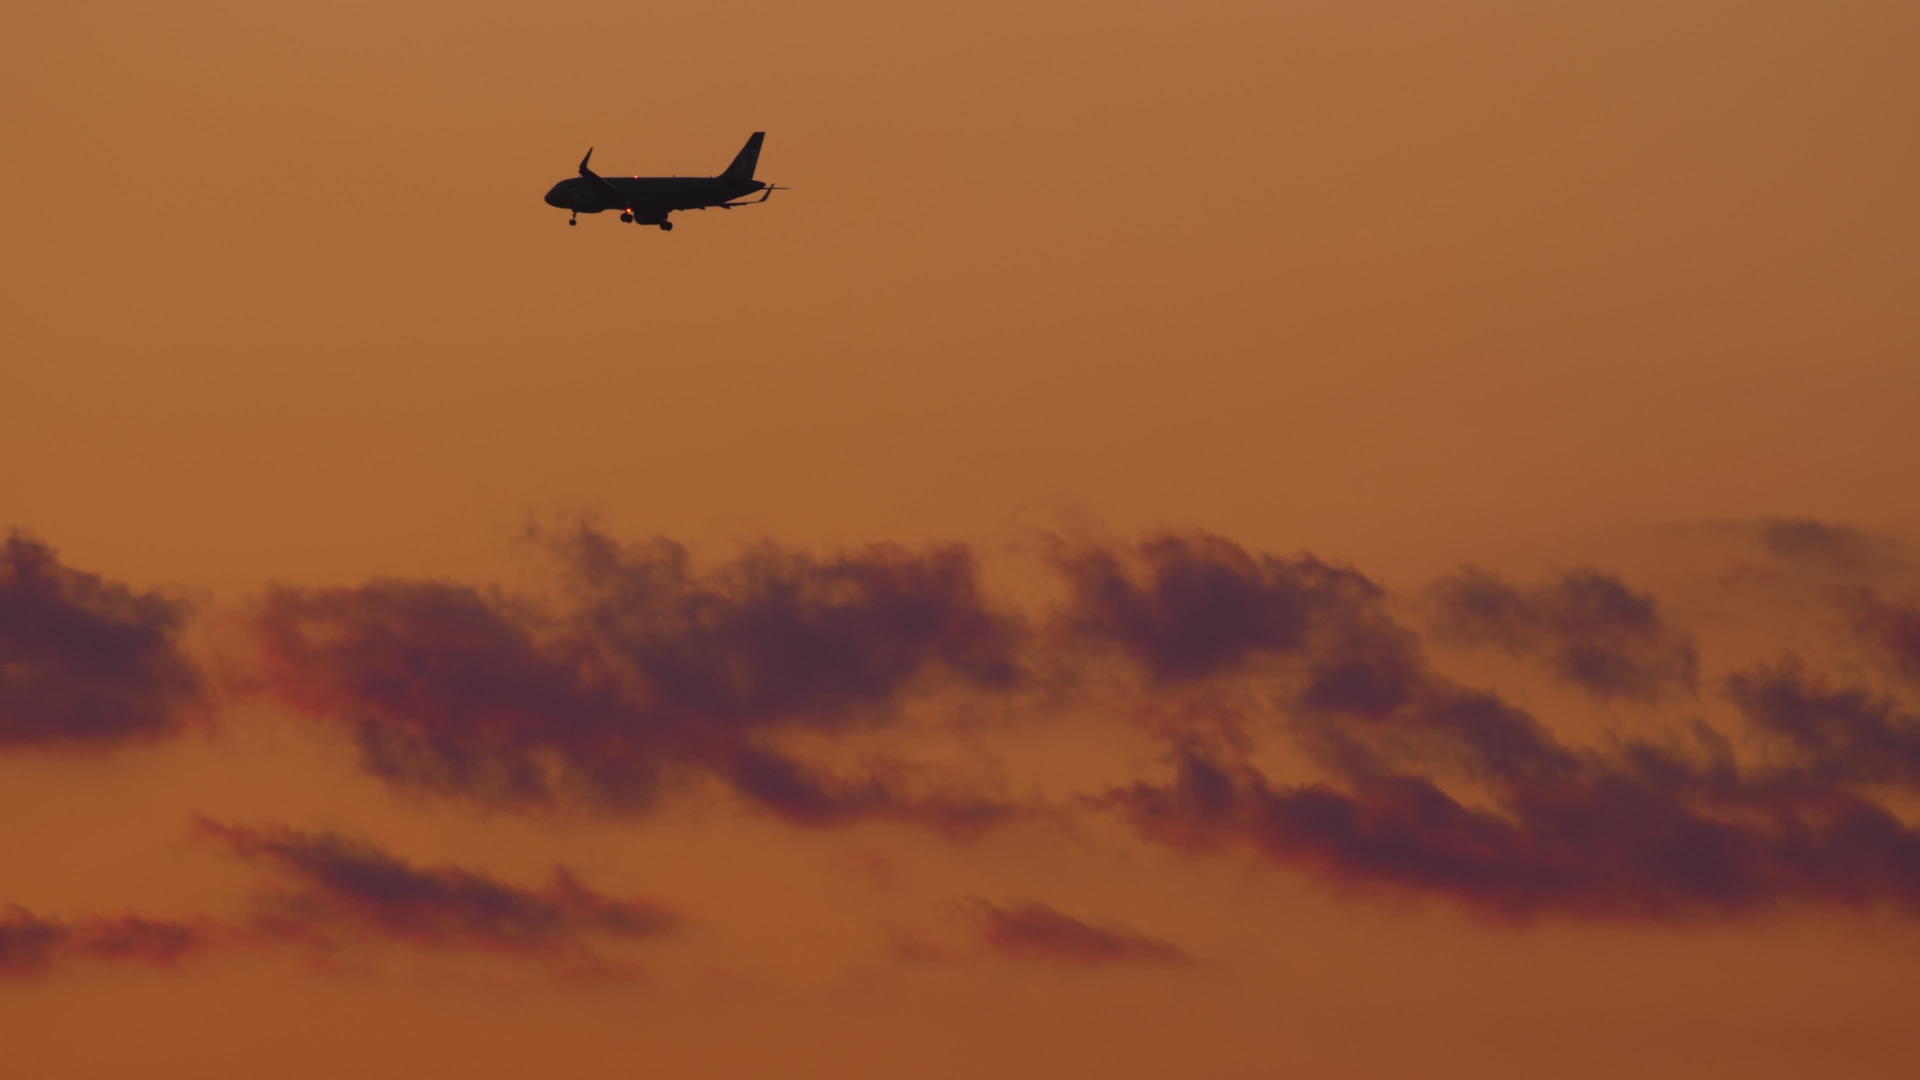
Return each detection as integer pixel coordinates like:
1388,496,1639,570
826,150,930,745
543,182,569,208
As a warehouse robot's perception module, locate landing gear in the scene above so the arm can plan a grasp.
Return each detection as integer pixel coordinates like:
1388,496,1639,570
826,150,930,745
568,211,577,226
659,221,674,232
619,212,633,223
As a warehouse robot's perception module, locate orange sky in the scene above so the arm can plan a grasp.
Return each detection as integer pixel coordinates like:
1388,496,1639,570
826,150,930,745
5,2,1920,1077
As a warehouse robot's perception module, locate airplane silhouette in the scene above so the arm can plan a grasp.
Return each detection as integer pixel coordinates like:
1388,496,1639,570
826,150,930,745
542,132,785,231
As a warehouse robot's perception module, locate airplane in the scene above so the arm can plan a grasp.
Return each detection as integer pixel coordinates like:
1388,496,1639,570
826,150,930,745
542,132,785,232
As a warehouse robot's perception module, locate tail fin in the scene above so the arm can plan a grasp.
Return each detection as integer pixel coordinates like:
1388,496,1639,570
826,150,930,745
721,132,765,180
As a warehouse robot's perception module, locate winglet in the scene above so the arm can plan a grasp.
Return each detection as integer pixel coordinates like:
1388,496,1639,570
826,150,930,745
578,148,597,179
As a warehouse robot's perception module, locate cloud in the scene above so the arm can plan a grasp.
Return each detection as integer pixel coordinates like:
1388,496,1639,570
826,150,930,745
0,907,208,977
1052,533,1391,684
712,744,1017,834
1426,567,1698,699
1061,546,1920,923
4,823,682,980
1098,719,1920,923
251,577,645,809
1750,518,1905,575
964,898,1194,966
0,531,202,747
1281,663,1583,794
200,820,679,958
1844,588,1920,687
1729,660,1920,787
245,527,1025,825
551,527,1027,714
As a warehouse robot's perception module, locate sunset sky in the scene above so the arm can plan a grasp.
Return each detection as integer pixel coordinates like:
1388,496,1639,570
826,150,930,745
6,2,1920,1076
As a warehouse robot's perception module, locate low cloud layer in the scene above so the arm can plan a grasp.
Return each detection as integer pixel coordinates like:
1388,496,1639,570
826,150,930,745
0,532,202,746
17,519,1920,928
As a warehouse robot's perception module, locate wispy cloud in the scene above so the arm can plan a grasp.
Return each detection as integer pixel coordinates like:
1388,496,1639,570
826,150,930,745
1750,517,1906,575
0,907,209,977
1844,587,1920,687
1426,566,1698,699
200,820,680,959
3,821,685,981
1099,713,1920,923
964,898,1194,967
1731,659,1920,787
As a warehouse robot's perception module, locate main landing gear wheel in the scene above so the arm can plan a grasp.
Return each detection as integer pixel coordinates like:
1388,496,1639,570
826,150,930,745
619,212,633,223
659,221,674,231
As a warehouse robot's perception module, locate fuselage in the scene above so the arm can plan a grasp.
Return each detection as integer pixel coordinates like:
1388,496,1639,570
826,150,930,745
543,175,765,217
